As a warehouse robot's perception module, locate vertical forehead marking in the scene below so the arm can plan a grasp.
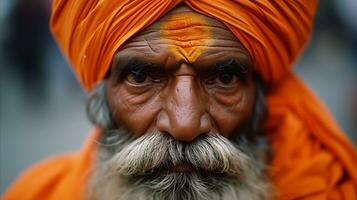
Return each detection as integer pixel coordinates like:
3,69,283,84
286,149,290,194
160,13,211,63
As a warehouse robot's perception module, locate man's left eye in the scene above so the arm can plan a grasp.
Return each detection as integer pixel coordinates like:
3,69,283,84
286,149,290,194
205,72,238,86
218,72,236,85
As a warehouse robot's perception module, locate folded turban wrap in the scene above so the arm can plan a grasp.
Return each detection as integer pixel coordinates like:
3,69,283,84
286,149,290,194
3,0,357,199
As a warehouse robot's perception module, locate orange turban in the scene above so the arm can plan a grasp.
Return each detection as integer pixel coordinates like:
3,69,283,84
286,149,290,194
3,0,357,199
50,0,318,90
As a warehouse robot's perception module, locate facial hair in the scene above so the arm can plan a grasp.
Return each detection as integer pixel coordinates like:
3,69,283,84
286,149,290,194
87,128,272,200
86,80,272,200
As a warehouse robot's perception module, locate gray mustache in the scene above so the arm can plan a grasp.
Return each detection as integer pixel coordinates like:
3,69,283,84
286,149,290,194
109,132,251,177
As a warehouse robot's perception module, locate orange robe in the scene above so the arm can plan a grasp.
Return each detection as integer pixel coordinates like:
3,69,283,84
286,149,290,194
3,0,357,199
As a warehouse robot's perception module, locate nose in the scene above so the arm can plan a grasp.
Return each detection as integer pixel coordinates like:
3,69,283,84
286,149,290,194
157,75,211,142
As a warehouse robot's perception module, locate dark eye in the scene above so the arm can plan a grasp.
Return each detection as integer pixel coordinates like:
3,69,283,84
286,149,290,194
125,69,165,85
218,72,235,85
126,71,149,84
204,72,238,86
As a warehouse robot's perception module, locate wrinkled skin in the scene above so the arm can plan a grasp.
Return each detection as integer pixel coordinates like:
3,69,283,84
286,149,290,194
106,6,256,142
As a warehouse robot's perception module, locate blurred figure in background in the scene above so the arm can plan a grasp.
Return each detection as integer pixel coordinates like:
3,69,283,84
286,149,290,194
0,0,91,194
4,0,50,101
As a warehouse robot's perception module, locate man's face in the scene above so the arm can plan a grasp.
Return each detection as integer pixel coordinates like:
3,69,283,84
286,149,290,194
90,6,270,200
106,6,256,141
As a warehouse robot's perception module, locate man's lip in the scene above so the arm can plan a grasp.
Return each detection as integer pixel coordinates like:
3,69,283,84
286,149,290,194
169,163,196,173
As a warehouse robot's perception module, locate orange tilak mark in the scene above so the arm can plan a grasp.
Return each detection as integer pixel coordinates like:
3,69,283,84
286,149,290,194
160,13,211,63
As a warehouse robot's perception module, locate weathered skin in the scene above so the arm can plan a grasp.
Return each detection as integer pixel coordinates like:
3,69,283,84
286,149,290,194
106,6,256,141
160,12,211,63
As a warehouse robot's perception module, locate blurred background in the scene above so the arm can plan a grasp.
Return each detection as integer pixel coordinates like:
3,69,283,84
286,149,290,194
0,0,356,194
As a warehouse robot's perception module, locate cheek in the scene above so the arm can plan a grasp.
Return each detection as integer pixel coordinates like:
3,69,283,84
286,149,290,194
208,86,255,137
106,83,161,136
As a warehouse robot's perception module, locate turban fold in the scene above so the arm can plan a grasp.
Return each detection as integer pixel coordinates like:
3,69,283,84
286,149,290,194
3,0,357,199
50,0,318,90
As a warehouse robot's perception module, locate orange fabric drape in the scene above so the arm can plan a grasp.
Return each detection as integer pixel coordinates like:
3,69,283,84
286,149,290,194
3,0,357,199
2,128,100,200
49,0,318,90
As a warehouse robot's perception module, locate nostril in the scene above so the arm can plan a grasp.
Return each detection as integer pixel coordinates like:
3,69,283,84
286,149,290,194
161,113,212,142
156,110,170,131
200,113,212,133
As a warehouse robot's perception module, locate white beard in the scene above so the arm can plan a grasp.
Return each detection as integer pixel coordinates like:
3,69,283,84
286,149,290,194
86,129,273,200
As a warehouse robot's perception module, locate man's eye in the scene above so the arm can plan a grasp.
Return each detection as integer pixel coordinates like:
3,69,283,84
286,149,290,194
126,71,149,84
218,72,236,85
125,70,163,85
205,72,238,86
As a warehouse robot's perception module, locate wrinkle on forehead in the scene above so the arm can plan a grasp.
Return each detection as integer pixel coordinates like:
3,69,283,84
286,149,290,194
118,6,250,68
160,12,212,63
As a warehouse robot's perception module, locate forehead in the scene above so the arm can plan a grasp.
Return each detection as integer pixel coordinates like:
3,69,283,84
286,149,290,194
159,11,211,62
116,5,250,67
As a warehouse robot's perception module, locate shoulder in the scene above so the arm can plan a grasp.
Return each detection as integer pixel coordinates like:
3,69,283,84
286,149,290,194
2,129,101,200
2,154,76,200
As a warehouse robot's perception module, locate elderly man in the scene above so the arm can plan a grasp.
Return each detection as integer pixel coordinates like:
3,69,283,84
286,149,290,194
3,1,357,200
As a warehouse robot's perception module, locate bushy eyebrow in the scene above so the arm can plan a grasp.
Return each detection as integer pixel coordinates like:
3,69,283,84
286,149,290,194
110,56,251,82
214,59,251,79
111,57,154,78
